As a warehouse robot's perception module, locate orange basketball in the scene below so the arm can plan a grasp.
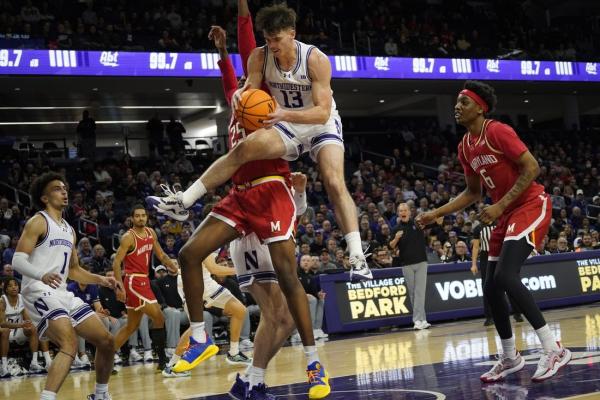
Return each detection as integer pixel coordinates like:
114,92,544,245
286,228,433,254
235,89,275,131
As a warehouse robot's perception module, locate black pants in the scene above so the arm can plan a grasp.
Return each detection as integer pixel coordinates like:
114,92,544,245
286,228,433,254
480,250,522,319
483,238,545,339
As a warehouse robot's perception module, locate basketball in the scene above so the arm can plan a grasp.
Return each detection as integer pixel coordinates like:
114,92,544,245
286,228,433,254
235,89,275,131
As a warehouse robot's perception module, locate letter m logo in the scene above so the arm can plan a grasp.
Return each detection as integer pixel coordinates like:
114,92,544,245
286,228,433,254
270,221,281,232
507,223,516,234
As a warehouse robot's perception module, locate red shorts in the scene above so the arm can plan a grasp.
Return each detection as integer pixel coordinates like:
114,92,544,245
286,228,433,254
210,176,295,244
123,274,157,310
489,193,551,260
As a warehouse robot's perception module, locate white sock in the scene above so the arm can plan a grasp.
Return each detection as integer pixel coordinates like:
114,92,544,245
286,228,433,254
95,383,109,398
43,351,52,364
40,390,56,400
344,231,363,258
32,351,38,363
242,364,252,380
2,357,7,368
500,336,517,359
535,324,560,352
304,345,319,365
247,365,266,389
182,180,207,208
168,354,181,367
190,322,207,343
229,341,239,355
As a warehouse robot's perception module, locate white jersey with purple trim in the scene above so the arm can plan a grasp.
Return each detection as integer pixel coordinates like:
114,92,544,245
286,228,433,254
20,211,93,338
263,40,337,112
2,294,24,325
21,211,75,295
264,40,343,161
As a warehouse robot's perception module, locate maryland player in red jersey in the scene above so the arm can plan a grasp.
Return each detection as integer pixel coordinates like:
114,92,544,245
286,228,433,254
153,2,330,398
112,204,178,372
417,81,571,383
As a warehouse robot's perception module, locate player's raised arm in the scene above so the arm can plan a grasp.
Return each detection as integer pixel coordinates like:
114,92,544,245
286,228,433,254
12,215,62,288
210,25,238,104
149,228,178,274
237,0,256,73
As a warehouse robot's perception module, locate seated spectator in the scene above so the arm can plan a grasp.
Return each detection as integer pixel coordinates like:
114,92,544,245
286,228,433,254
447,241,471,263
310,230,326,254
77,237,93,260
557,237,571,253
440,241,454,262
334,249,346,269
300,223,316,245
545,237,559,253
1,278,52,376
153,265,188,356
318,249,337,272
2,236,18,266
325,238,338,259
162,235,179,259
427,240,443,264
297,255,327,341
370,246,393,268
577,233,595,252
84,244,111,274
1,264,16,280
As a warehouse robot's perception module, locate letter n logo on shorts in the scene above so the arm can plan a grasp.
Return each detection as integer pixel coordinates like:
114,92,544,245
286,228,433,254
271,221,281,232
507,223,516,234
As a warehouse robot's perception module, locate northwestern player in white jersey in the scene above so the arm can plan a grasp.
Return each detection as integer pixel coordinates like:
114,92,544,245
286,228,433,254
150,3,371,283
0,277,52,375
12,172,120,400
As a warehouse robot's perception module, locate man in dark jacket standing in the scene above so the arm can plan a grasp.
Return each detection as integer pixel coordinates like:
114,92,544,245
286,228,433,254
389,203,430,330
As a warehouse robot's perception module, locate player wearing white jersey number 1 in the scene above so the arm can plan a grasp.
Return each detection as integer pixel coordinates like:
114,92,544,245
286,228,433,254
148,3,372,283
12,172,120,400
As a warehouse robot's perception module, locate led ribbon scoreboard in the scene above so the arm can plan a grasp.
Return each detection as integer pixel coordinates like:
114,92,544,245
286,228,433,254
0,48,598,81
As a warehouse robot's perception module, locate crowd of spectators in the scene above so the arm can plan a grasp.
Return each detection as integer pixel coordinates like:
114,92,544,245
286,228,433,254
1,118,600,374
0,0,598,60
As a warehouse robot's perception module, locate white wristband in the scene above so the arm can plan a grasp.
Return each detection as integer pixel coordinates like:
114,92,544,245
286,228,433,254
293,191,308,216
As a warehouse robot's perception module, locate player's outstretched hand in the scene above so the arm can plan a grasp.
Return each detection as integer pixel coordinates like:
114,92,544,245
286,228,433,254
41,272,62,289
208,25,227,49
232,81,252,114
415,211,437,229
291,172,307,193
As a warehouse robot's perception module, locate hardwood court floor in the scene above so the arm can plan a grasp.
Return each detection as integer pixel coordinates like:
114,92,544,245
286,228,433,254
2,304,600,399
